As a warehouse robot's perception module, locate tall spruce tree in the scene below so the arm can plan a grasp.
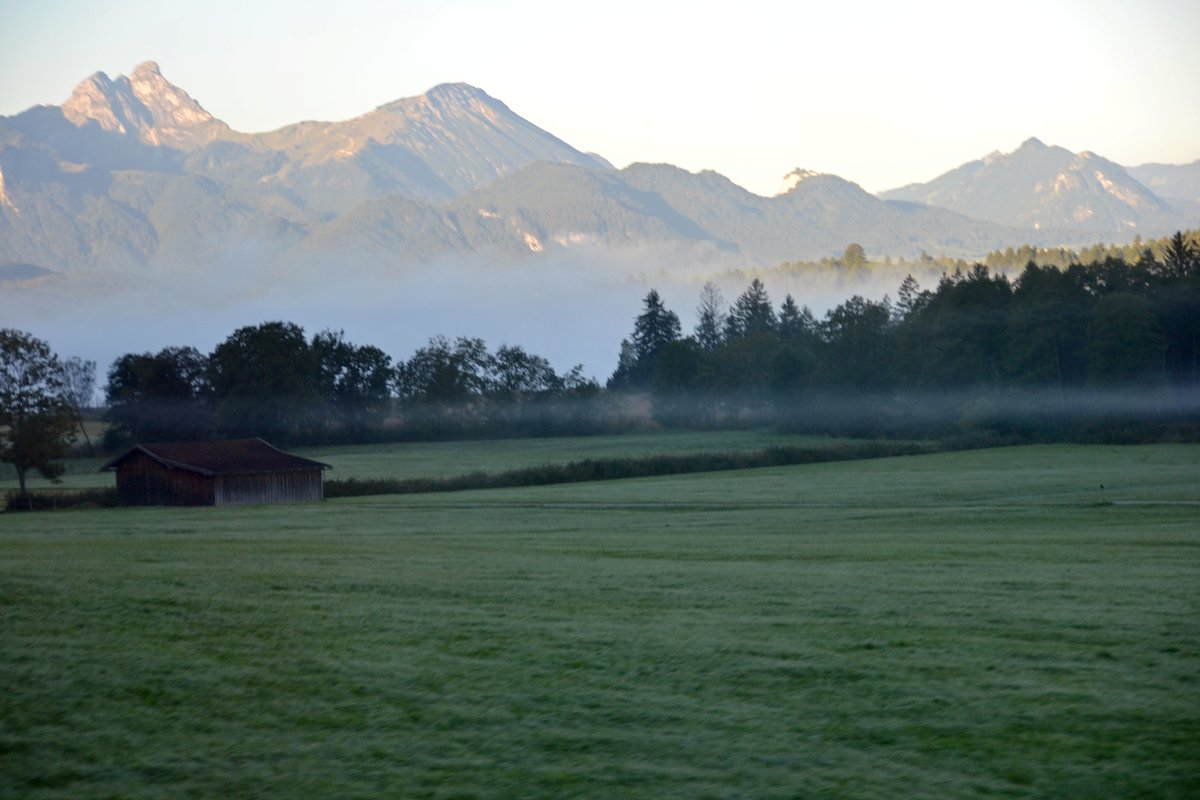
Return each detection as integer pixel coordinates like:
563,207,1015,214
610,290,681,389
632,289,681,362
725,279,776,339
778,294,804,339
894,274,928,321
1163,231,1197,278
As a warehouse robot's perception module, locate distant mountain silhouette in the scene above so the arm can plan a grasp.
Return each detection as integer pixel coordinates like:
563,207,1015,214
1,65,1194,280
1127,159,1200,205
880,138,1191,236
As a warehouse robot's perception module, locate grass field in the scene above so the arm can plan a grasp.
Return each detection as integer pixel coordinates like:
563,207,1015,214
1,444,1198,798
300,429,861,482
0,429,861,493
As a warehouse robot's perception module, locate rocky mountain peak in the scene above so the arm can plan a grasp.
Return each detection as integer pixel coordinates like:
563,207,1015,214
880,137,1178,233
378,82,499,119
61,70,129,133
60,61,226,149
127,62,217,139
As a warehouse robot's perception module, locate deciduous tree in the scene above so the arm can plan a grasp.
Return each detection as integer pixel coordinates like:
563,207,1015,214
312,329,393,433
59,356,96,453
842,243,867,271
492,344,560,397
0,329,75,495
395,336,493,402
104,346,211,445
209,322,317,440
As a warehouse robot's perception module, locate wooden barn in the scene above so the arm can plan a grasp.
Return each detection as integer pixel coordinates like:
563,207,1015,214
102,438,331,506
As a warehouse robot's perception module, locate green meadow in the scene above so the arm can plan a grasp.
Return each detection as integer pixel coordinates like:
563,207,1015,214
1,444,1198,798
0,429,855,492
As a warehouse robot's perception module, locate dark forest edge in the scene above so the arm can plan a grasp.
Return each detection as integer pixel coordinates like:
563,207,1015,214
97,230,1199,447
2,230,1199,500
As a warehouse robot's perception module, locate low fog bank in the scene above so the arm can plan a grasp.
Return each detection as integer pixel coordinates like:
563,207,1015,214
0,242,908,386
0,250,636,382
641,386,1200,444
92,383,1200,453
766,386,1200,426
399,385,1200,441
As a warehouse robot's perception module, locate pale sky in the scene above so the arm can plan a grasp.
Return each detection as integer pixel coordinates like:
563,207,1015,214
2,0,1198,196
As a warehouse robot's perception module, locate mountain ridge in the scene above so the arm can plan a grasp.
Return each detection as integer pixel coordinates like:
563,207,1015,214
879,137,1185,234
61,61,233,149
1128,159,1200,205
1,62,1195,281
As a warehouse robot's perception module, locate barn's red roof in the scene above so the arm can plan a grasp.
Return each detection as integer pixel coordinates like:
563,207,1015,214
101,438,331,477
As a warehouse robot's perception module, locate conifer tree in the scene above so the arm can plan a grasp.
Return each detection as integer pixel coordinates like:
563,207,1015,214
778,294,804,339
725,279,776,339
632,289,681,362
695,282,726,352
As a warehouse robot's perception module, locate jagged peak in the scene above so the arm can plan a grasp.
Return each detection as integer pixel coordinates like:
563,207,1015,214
60,61,223,147
62,70,129,133
1018,136,1047,151
63,70,121,108
76,70,114,89
127,62,213,120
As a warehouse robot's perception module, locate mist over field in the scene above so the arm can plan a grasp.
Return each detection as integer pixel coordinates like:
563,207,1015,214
3,257,616,381
3,57,1195,394
2,7,1199,800
0,244,905,385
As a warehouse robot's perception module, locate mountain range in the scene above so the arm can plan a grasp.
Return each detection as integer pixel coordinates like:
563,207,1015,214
1,62,1196,280
879,137,1195,234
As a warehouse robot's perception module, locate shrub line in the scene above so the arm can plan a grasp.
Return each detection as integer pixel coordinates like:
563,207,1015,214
5,441,941,510
324,441,934,498
4,488,119,513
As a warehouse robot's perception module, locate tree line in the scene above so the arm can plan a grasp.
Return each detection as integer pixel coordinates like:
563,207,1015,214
741,229,1199,297
101,325,605,447
2,232,1198,492
608,232,1199,435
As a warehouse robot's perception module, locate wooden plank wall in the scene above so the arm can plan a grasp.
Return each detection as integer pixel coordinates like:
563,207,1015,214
214,471,323,506
114,453,215,506
112,454,324,506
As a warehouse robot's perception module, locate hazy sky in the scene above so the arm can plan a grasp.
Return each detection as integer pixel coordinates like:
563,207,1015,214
2,0,1198,196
